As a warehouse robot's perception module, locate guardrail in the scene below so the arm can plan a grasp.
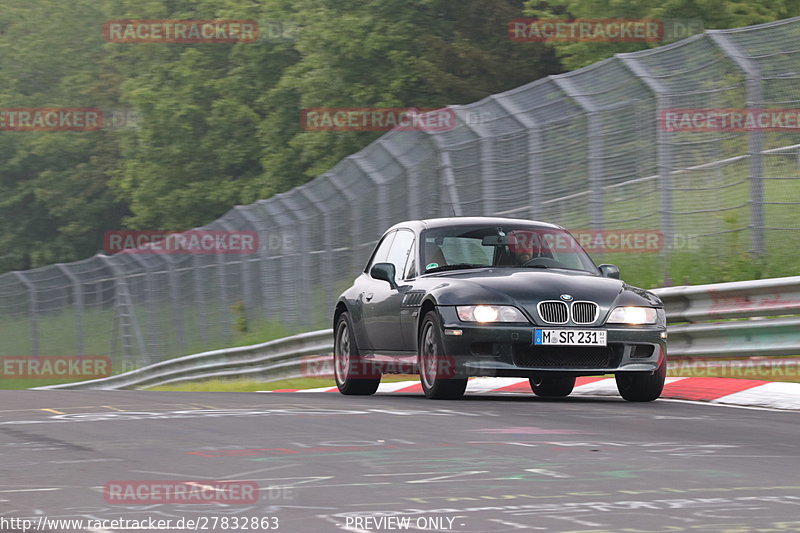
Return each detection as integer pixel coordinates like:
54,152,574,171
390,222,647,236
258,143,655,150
36,330,333,390
653,276,800,359
37,276,800,390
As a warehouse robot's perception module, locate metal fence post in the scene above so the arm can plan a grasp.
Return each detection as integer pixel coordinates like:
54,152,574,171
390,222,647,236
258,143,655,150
164,255,187,352
419,129,464,217
618,55,674,252
56,264,84,356
552,76,604,229
480,132,496,216
126,254,159,363
190,253,209,345
298,187,335,312
352,155,391,231
214,247,233,343
328,173,364,277
382,139,421,220
260,199,301,327
708,32,766,256
13,272,38,355
493,94,543,219
220,217,254,321
436,150,463,216
276,194,316,328
453,108,497,216
234,205,270,321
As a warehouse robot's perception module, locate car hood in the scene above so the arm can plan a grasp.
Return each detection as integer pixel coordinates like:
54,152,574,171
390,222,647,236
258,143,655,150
424,268,660,311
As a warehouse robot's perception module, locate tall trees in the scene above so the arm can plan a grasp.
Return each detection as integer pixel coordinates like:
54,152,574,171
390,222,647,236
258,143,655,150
0,1,127,271
1,0,789,271
523,0,800,69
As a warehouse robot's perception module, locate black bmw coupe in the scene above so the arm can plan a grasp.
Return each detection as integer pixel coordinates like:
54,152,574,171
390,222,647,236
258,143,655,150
332,217,667,401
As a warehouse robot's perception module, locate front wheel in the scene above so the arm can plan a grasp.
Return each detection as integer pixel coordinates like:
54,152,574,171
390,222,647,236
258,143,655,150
615,361,666,402
529,375,575,397
334,312,380,395
418,311,467,400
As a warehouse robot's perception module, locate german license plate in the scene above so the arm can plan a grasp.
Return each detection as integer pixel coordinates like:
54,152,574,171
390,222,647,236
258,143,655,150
534,329,607,346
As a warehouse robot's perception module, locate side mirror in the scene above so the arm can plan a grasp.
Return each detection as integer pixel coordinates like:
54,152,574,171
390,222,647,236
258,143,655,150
370,262,397,289
598,264,620,279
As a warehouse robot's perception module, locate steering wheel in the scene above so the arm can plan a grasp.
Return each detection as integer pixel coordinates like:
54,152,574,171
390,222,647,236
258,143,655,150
522,256,563,268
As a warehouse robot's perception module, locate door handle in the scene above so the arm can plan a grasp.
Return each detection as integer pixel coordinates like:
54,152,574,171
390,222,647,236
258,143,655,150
365,292,374,302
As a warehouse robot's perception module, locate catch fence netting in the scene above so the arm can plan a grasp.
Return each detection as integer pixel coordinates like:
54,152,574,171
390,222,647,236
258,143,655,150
2,17,799,365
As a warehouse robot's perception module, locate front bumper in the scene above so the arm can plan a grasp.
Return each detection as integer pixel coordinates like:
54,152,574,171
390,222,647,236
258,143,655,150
436,306,667,377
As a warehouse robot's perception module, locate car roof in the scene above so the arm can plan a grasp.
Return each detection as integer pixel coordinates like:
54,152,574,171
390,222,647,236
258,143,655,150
385,216,564,233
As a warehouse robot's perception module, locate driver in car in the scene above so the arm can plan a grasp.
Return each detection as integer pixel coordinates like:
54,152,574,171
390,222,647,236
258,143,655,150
509,230,541,265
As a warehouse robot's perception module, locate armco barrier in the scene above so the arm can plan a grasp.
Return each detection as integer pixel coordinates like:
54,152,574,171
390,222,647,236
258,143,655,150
653,276,800,359
36,276,800,390
36,330,332,390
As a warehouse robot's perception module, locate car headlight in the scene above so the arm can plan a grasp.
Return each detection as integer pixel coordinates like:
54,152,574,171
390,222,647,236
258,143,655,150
456,305,527,323
607,306,658,325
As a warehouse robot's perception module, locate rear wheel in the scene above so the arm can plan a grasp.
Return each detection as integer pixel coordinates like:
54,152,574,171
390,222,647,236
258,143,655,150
615,361,666,402
418,311,467,400
334,312,380,395
529,376,575,397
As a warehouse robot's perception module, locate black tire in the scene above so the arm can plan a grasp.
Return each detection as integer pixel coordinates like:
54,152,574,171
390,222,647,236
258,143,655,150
418,311,467,400
334,312,380,395
615,361,667,402
529,375,575,397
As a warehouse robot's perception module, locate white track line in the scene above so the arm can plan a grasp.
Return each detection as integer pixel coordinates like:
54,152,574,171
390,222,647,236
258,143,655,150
466,377,528,393
376,381,421,392
712,381,800,410
259,376,800,411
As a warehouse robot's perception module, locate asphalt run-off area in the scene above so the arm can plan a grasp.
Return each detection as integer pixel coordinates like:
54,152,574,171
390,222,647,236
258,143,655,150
0,389,797,532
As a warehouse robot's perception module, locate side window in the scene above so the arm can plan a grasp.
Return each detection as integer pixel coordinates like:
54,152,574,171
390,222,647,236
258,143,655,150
385,230,415,283
403,245,417,279
366,231,396,272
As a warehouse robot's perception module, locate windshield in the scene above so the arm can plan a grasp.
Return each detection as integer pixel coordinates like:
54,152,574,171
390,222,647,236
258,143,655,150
421,224,598,274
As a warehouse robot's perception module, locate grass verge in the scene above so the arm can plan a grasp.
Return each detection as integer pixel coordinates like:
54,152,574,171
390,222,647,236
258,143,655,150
146,375,418,392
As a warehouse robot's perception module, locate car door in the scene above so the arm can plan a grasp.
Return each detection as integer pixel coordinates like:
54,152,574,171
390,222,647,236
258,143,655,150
361,229,415,352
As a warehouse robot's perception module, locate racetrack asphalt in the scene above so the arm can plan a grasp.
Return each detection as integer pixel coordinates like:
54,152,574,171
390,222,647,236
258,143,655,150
0,389,798,533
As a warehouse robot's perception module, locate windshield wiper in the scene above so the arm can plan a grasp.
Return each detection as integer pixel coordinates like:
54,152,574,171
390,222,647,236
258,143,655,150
424,263,487,274
519,265,589,272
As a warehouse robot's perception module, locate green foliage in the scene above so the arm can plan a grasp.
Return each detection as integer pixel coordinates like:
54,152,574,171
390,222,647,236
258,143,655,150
0,0,559,272
145,374,417,392
522,0,800,69
1,0,797,291
0,1,129,271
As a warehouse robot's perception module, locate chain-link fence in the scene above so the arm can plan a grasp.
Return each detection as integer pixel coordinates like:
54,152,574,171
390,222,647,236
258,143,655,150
2,17,800,365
